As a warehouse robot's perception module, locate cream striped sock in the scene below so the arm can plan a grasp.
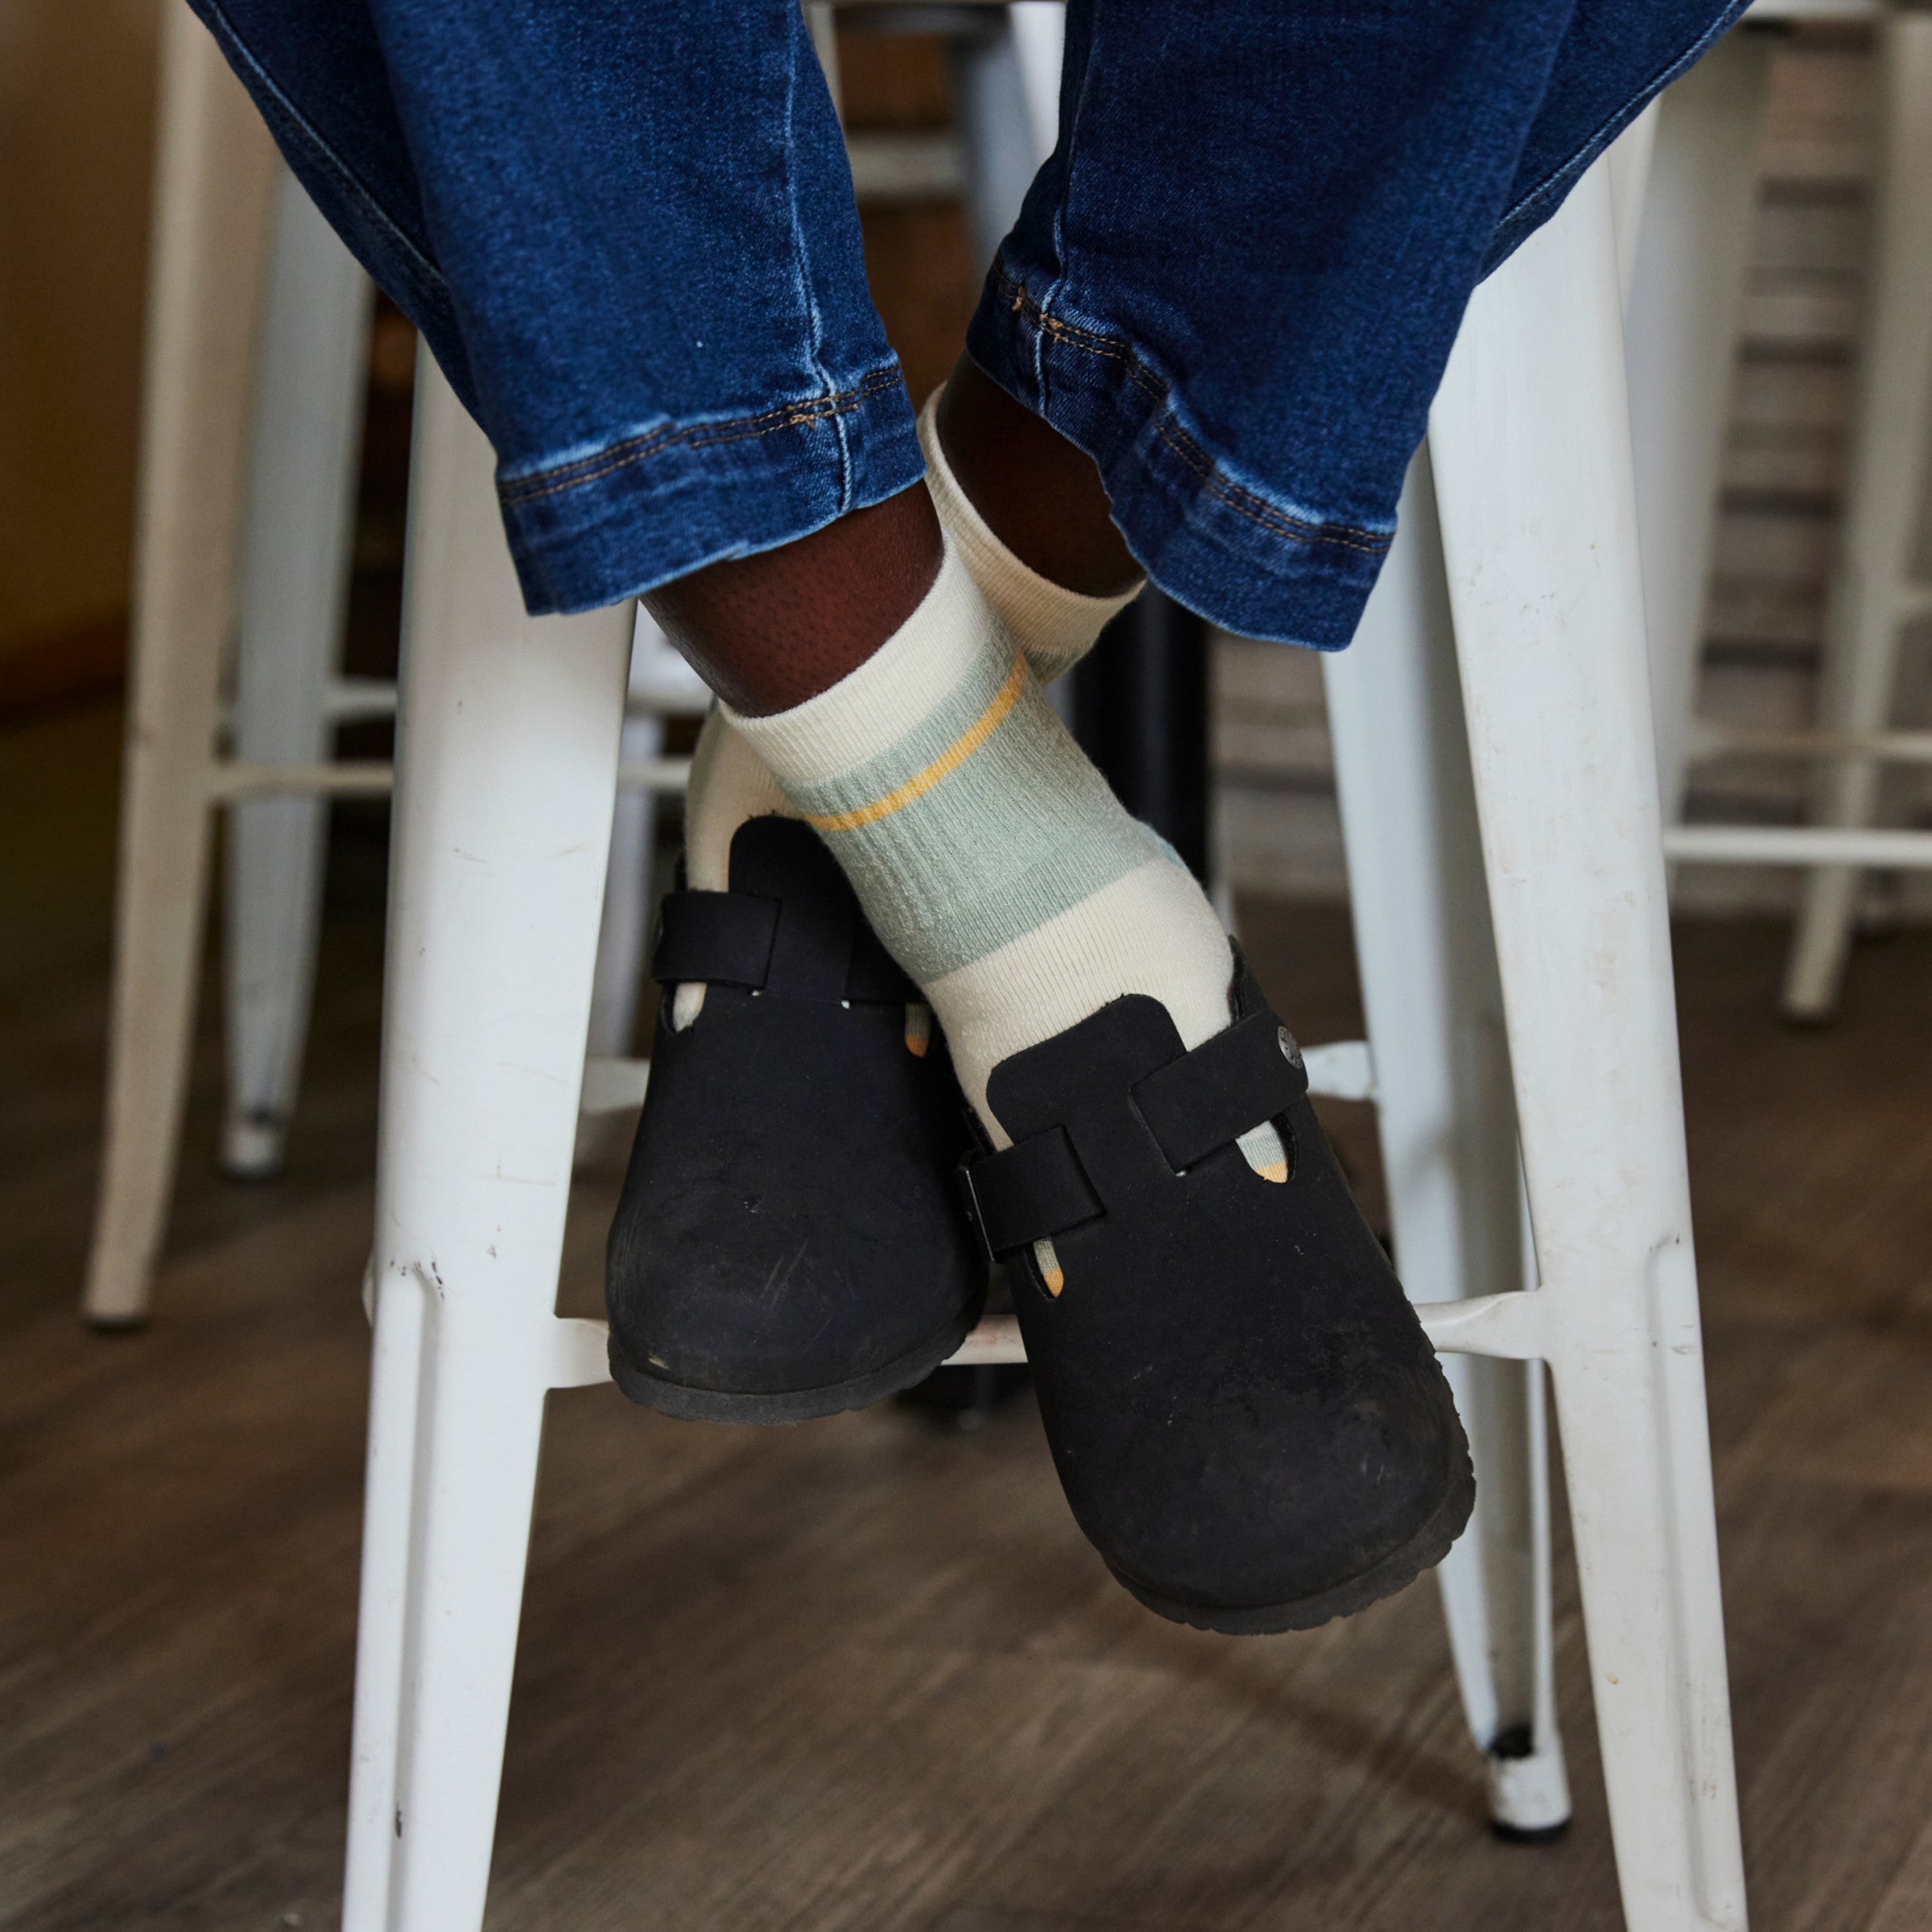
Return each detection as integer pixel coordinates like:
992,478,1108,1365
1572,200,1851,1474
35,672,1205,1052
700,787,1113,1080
728,543,1288,1285
675,397,1138,1032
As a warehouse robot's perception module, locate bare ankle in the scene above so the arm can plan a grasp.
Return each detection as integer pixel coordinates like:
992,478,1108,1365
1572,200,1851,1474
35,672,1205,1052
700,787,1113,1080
646,482,943,716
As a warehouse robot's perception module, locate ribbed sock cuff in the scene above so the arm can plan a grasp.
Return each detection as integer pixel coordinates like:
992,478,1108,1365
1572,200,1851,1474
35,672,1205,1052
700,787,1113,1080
918,392,1141,683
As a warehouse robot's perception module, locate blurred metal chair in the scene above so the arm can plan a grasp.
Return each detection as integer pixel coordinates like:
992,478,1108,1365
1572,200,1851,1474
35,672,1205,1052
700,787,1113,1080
1628,2,1932,1018
82,10,703,1327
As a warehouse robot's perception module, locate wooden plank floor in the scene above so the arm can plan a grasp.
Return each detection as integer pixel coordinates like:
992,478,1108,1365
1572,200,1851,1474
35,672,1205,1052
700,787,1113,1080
5,706,1932,1930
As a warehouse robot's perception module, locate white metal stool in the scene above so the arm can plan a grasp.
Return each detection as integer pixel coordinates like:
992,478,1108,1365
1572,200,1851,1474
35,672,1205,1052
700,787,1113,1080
81,8,704,1326
1628,3,1932,1017
347,147,1742,1930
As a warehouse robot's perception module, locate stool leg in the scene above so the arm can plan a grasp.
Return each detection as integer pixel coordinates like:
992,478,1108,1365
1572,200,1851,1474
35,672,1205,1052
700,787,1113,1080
584,710,663,1065
1325,453,1569,1840
950,23,1038,269
581,609,680,1087
81,8,279,1325
223,170,375,1178
1606,101,1662,303
1430,163,1747,1932
948,3,1060,270
1782,13,1932,1020
341,1249,431,1931
576,614,675,1162
1624,27,1776,824
340,357,632,1932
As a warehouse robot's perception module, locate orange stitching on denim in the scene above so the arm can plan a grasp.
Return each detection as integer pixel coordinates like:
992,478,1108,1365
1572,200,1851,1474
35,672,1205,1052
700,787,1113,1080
994,270,1391,559
497,369,906,508
1150,416,1389,559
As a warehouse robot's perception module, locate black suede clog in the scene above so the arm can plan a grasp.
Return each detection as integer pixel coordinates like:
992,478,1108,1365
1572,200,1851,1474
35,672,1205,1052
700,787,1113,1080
605,817,985,1423
961,954,1473,1634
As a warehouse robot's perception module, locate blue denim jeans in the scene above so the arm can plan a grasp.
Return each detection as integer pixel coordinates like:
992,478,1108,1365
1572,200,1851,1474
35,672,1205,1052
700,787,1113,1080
193,0,1744,646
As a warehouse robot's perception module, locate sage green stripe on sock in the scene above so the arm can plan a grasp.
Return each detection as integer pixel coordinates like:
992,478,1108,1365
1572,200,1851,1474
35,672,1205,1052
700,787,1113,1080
729,540,1286,1186
779,627,1020,828
785,656,1158,985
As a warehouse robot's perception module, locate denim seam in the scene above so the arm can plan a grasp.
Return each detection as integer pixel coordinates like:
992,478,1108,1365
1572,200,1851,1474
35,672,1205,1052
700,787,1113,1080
496,368,906,507
196,0,450,308
783,23,852,510
1496,0,1751,241
1031,0,1093,410
993,269,1391,559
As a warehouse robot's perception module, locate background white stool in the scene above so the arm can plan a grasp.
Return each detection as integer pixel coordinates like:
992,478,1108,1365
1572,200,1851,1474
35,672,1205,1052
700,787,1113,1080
224,176,707,1183
81,10,704,1326
346,148,1741,1930
1781,5,1932,1015
220,168,378,1182
1629,2,1932,1018
82,6,280,1329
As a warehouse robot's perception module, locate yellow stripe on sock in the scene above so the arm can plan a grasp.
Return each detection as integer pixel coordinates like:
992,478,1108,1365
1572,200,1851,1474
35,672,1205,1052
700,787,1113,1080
806,654,1027,834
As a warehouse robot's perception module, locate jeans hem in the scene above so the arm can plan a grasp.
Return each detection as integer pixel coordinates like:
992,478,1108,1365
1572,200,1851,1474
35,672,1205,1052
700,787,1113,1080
498,362,925,616
967,266,1389,648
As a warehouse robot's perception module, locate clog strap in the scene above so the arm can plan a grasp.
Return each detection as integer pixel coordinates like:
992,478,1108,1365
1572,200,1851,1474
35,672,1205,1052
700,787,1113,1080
962,1010,1307,1257
651,890,916,1005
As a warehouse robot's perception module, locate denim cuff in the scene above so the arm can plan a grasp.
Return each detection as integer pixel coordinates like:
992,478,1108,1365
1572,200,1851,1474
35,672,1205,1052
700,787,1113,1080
496,364,925,617
967,266,1391,649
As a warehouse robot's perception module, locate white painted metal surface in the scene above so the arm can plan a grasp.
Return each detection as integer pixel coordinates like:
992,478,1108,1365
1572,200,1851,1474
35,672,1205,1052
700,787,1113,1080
92,0,1058,1328
342,359,634,1932
111,6,1744,1919
1781,11,1932,1015
578,1056,651,1117
1297,1038,1376,1104
948,1,1061,264
1666,823,1932,866
1622,11,1932,1018
1325,451,1569,1838
1689,720,1932,764
1009,2,1065,151
80,7,279,1327
1430,161,1745,1930
805,1,842,117
1625,27,1776,823
222,171,375,1178
1746,0,1879,18
1608,101,1663,303
847,131,966,200
580,612,708,1158
87,130,693,1315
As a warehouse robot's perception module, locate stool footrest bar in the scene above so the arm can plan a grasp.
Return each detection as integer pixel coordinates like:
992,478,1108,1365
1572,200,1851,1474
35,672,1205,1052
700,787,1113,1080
1664,824,1932,868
